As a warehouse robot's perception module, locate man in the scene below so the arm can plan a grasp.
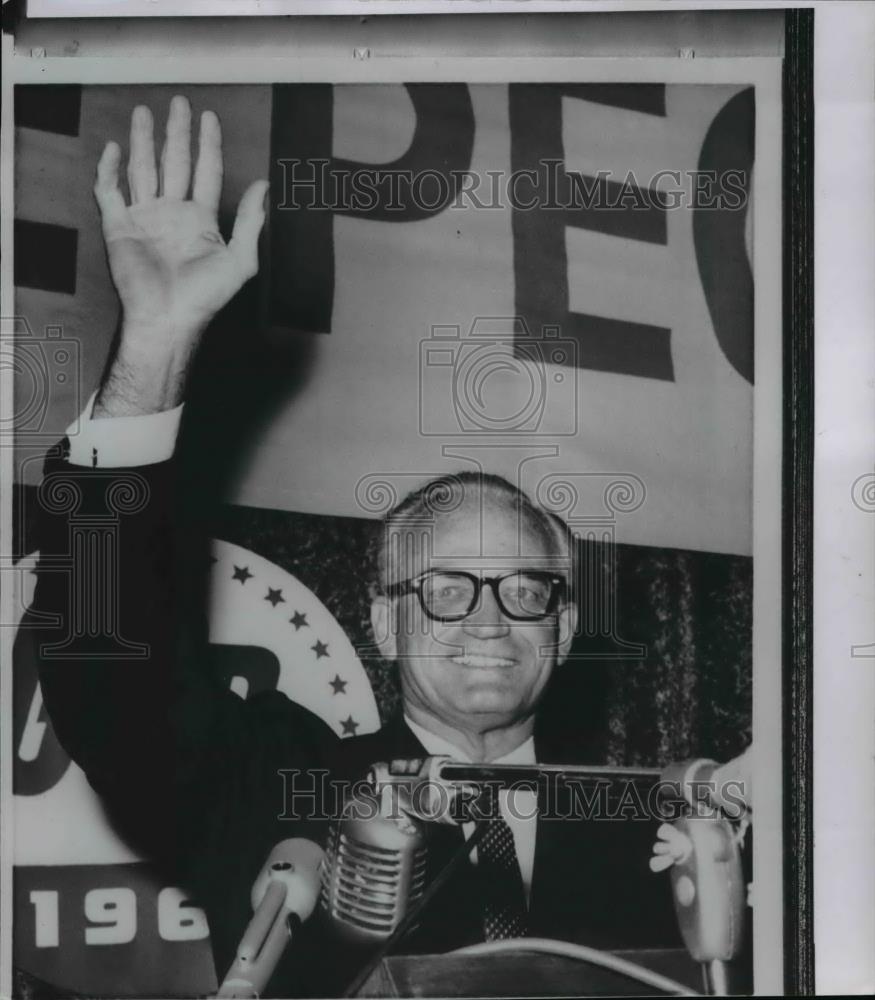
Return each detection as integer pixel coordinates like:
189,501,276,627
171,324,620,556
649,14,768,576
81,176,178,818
34,96,685,998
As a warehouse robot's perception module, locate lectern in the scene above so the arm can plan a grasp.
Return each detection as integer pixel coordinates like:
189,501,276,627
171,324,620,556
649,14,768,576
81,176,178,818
356,946,706,997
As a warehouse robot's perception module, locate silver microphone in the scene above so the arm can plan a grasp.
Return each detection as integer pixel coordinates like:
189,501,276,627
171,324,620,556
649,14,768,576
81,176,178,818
659,748,752,820
320,784,429,946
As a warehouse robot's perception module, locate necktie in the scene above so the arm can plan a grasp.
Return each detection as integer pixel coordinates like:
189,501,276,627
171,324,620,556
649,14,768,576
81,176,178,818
475,803,529,940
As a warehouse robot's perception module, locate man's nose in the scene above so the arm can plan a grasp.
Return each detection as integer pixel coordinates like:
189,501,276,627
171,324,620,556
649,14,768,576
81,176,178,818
461,582,511,637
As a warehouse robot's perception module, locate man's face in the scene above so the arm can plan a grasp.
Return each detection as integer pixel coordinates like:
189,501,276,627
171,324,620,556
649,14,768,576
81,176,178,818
371,496,576,736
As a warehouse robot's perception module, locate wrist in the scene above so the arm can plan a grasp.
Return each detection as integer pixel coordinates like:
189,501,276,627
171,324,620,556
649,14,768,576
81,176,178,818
94,361,186,417
119,314,206,356
94,322,200,417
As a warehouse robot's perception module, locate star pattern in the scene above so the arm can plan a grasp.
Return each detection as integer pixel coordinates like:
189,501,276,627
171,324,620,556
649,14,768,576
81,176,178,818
265,587,285,607
340,715,359,736
212,542,380,743
289,611,309,630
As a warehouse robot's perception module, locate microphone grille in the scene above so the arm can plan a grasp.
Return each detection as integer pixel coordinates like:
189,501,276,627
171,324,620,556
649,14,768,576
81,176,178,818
321,813,428,944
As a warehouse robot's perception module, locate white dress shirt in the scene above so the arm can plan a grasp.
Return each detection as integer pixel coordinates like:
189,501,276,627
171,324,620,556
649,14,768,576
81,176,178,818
65,391,183,467
404,716,539,901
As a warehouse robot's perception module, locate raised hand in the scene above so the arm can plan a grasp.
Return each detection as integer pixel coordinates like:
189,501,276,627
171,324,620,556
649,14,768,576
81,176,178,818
93,95,268,415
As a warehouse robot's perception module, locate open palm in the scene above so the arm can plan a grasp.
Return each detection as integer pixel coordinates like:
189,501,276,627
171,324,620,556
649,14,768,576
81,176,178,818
95,96,268,339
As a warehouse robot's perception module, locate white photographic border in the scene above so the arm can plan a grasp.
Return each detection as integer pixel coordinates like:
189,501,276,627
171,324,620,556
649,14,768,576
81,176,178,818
23,1,816,18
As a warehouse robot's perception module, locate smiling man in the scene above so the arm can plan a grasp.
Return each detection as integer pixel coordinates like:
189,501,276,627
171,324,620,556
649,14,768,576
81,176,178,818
373,472,578,763
33,96,683,998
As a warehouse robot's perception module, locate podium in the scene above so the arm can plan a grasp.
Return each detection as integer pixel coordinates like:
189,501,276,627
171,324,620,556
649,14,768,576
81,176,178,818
356,947,704,996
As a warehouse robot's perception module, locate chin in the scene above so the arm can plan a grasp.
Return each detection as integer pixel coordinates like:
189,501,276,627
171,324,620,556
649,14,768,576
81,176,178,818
461,689,521,716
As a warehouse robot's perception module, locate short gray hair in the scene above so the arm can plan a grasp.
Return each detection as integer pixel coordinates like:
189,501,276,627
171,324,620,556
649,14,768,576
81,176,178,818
370,470,574,590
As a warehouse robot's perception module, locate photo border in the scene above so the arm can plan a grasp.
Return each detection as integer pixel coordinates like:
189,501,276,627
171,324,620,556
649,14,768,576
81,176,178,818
0,34,809,999
782,9,814,996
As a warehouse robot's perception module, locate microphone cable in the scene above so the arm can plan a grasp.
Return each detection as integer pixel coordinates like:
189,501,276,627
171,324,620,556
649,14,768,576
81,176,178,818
452,939,700,996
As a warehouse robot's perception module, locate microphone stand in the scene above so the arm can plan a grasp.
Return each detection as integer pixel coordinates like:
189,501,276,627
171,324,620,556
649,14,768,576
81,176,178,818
703,958,730,997
216,880,302,999
341,823,489,998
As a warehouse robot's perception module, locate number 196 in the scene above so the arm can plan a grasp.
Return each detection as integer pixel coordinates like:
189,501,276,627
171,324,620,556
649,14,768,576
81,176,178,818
29,886,209,947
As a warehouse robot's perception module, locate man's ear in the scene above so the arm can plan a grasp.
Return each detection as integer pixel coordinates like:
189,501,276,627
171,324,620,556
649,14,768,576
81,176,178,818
556,602,579,665
370,595,397,663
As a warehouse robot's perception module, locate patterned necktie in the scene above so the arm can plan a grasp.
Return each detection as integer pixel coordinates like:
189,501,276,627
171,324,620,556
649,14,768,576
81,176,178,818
475,803,529,940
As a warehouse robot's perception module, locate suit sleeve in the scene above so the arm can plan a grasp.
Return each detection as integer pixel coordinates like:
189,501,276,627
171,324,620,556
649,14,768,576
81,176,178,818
32,444,339,878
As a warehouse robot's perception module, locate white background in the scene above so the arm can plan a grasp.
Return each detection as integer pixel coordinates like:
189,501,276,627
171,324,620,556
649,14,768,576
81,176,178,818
813,3,875,996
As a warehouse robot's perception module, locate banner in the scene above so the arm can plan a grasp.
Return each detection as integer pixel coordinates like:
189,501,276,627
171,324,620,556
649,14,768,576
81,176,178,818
15,82,754,555
248,82,754,556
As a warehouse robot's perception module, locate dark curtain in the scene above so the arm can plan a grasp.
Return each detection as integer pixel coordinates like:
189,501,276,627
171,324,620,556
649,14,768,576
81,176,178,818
209,504,752,769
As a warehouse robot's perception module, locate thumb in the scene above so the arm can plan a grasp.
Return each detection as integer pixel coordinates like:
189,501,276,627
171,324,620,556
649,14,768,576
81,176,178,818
228,179,269,281
94,141,128,233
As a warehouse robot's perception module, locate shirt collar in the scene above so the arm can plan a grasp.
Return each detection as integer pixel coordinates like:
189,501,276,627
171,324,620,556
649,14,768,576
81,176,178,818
403,714,536,765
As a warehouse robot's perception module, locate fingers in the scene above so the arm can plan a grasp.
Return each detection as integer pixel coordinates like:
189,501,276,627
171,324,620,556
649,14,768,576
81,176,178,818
127,105,157,203
193,110,223,216
649,822,693,874
160,95,192,200
649,854,675,874
94,141,128,229
228,179,269,280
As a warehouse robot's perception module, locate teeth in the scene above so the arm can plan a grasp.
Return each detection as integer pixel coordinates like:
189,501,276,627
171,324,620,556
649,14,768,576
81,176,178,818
452,654,515,668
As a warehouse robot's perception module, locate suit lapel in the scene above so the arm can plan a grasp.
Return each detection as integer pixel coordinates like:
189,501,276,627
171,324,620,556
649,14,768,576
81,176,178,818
528,730,587,933
529,732,552,927
384,713,430,758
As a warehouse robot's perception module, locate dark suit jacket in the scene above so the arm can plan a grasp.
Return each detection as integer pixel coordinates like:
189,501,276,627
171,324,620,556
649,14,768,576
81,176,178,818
33,452,680,998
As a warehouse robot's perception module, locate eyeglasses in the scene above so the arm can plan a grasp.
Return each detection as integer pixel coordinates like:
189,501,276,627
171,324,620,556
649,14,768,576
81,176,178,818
385,570,567,623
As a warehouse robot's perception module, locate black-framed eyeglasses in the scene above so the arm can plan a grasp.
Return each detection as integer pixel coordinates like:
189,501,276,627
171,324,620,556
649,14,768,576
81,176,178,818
385,570,567,623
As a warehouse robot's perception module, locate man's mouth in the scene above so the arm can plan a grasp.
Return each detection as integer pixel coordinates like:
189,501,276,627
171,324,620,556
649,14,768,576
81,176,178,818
450,654,516,668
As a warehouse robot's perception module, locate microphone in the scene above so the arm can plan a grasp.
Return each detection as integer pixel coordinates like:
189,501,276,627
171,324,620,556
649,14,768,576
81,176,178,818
217,838,324,999
368,750,752,816
350,751,752,982
320,784,429,946
327,783,490,1000
657,750,752,992
659,747,752,820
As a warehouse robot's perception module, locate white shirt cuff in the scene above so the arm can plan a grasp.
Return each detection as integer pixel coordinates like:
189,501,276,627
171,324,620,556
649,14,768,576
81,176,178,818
64,391,184,468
